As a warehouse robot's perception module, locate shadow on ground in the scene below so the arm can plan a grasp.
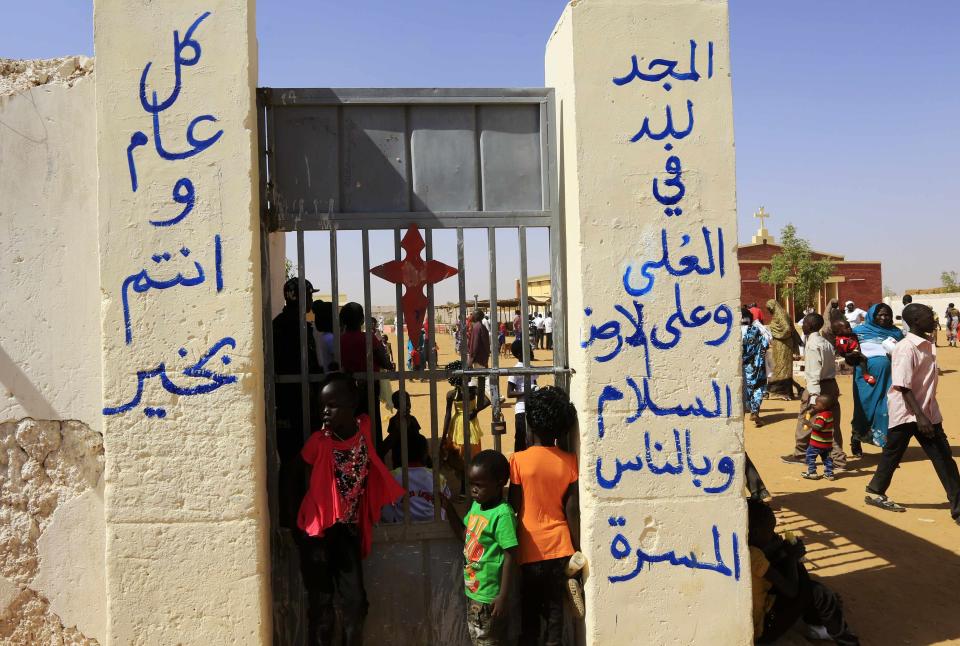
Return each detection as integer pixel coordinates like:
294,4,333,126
771,490,960,645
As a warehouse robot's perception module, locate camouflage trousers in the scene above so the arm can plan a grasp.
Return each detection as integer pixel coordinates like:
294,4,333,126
467,598,506,646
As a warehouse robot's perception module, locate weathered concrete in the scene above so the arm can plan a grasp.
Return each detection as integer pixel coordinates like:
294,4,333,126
547,1,751,643
93,0,270,642
0,77,103,430
0,418,104,644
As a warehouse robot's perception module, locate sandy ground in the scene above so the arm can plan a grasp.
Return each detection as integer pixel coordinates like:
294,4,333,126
746,331,960,645
387,331,960,645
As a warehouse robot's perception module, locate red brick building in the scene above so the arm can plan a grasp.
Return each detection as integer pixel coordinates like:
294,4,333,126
739,225,882,321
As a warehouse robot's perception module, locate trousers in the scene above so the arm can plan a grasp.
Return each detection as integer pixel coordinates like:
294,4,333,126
805,445,834,475
867,422,960,520
519,557,567,646
298,523,368,646
793,379,847,468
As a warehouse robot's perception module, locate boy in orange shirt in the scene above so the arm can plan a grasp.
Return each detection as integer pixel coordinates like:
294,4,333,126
508,386,580,646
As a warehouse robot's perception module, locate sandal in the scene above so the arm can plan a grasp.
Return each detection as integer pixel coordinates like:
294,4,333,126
865,494,906,512
801,471,821,480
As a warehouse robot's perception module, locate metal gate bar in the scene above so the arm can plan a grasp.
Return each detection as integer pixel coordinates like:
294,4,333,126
258,86,567,644
487,227,501,454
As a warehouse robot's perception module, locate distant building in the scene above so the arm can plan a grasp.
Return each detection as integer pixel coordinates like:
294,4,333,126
739,218,882,320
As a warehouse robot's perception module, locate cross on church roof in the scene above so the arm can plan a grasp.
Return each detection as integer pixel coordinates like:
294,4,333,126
754,206,770,227
751,206,774,244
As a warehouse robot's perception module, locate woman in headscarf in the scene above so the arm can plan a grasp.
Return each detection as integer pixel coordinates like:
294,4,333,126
742,307,770,426
850,303,903,454
765,299,799,399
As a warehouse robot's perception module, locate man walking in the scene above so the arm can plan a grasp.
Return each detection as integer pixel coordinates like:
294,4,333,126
864,304,960,524
782,313,847,470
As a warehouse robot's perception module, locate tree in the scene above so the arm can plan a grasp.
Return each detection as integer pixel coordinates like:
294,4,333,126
284,259,294,281
942,270,958,291
759,224,835,312
883,285,897,298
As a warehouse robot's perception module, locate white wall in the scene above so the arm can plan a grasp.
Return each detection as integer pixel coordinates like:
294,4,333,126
0,77,107,643
0,78,103,430
886,292,960,330
547,1,751,643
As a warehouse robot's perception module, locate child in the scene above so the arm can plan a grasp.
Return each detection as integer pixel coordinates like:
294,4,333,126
508,386,580,646
296,373,405,645
800,394,837,481
381,433,450,523
498,322,509,357
380,390,425,469
506,338,538,453
443,450,518,646
830,320,876,385
749,500,859,644
440,360,490,494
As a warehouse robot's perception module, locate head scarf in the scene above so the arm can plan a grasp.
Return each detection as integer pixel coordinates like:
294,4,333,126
853,303,903,344
766,299,791,338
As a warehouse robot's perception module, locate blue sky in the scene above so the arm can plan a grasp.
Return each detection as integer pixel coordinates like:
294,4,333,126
4,1,958,301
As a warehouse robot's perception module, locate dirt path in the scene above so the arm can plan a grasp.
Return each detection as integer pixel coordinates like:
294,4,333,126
746,332,960,645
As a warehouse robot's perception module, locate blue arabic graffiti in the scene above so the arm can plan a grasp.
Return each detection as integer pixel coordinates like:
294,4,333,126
607,517,740,583
103,336,237,417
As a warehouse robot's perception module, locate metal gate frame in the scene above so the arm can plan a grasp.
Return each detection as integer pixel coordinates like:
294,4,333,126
256,87,568,642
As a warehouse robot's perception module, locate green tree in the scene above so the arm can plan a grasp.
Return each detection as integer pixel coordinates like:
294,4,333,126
942,270,958,291
284,259,294,281
759,224,835,312
883,285,897,298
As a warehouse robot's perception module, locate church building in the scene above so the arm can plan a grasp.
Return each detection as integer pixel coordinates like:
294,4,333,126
738,208,883,320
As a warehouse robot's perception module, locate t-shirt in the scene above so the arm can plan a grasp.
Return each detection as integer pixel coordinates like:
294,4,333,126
463,501,518,603
332,437,370,523
507,362,537,415
888,332,942,427
543,317,553,333
844,308,867,325
535,316,545,330
380,467,450,523
750,546,774,637
509,446,578,564
808,411,834,450
384,415,423,468
340,330,383,373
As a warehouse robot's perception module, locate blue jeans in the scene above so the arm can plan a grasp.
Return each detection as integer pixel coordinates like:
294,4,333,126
806,445,834,476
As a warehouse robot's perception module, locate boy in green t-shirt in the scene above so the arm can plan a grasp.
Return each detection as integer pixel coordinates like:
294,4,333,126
444,450,518,646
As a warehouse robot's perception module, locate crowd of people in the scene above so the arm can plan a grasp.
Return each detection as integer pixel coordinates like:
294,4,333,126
742,295,960,644
272,279,578,645
274,273,956,644
741,297,960,526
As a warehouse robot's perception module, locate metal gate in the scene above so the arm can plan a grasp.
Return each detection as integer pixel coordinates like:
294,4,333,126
257,88,567,645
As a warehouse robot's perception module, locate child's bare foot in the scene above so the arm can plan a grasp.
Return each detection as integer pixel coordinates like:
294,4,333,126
862,374,876,385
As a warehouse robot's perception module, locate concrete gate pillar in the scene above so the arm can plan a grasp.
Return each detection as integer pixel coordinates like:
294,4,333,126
547,1,751,643
93,1,270,642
